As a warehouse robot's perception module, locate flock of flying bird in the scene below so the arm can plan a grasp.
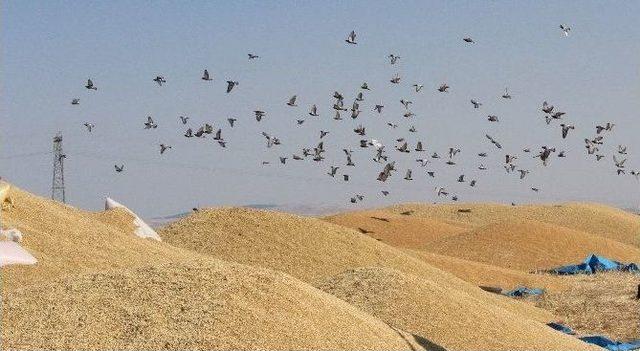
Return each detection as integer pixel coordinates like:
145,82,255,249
71,25,638,205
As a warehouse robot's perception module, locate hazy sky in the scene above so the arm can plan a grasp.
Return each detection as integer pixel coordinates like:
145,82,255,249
2,1,639,218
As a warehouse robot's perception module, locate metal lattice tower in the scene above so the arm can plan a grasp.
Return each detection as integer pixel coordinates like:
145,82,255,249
51,132,66,203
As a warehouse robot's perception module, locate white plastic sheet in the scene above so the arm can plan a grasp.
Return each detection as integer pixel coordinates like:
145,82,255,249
0,240,37,267
105,197,162,241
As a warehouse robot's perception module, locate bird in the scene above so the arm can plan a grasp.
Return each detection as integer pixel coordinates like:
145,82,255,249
487,115,499,122
618,145,628,155
518,169,530,179
415,141,425,152
333,111,342,120
83,122,94,132
279,157,287,165
328,166,339,177
254,110,266,121
160,144,172,154
535,146,556,166
614,155,627,168
144,116,158,129
296,119,305,125
478,164,487,171
560,24,571,37
390,74,401,84
287,95,297,107
400,99,412,109
389,54,400,65
345,30,357,44
71,98,80,105
436,187,448,197
227,118,237,127
226,80,239,93
427,171,435,177
413,84,424,92
381,190,389,196
542,101,554,114
309,104,319,116
343,174,349,182
457,175,465,183
361,82,370,90
248,53,259,59
437,83,450,92
409,126,417,133
470,99,482,108
631,171,640,180
558,151,566,158
560,124,575,139
85,79,97,90
463,37,474,43
201,69,212,81
531,187,540,192
501,88,511,99
153,75,167,86
470,180,477,187
404,169,413,181
184,128,193,138
114,164,124,173
485,134,502,149
373,104,384,113
320,130,329,139
179,116,189,124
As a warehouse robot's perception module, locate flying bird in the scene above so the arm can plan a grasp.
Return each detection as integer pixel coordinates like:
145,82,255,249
202,69,212,81
226,80,239,93
153,76,167,86
83,122,94,132
470,99,482,108
71,98,80,105
144,116,158,129
437,83,450,92
345,30,357,44
85,79,97,90
248,53,259,59
560,24,571,37
179,116,189,124
114,165,124,173
389,54,400,65
160,144,172,154
287,95,298,107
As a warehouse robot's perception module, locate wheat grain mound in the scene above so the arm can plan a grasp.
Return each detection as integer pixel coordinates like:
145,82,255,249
537,272,640,341
318,267,598,351
405,249,567,291
0,186,205,292
159,207,555,323
425,219,640,271
386,202,640,246
2,261,432,351
323,210,469,249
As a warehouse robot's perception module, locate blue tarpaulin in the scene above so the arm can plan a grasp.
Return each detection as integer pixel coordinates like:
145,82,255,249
546,322,575,335
502,286,544,297
579,335,640,351
548,254,640,275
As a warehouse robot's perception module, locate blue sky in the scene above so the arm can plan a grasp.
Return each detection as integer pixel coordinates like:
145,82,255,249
2,1,639,217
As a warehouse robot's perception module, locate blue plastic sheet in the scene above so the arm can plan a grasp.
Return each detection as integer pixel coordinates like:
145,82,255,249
548,254,640,275
502,286,544,297
579,335,640,351
546,322,575,335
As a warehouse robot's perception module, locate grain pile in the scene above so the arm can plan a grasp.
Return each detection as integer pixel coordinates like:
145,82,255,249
2,186,433,350
423,219,640,271
3,261,430,350
324,210,469,249
538,272,640,341
159,207,559,325
405,249,567,291
0,186,205,292
318,267,598,351
386,202,640,246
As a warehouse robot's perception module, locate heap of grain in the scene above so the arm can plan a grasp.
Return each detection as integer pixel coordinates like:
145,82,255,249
159,207,598,350
424,219,640,271
385,202,640,246
1,186,431,350
318,266,599,351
